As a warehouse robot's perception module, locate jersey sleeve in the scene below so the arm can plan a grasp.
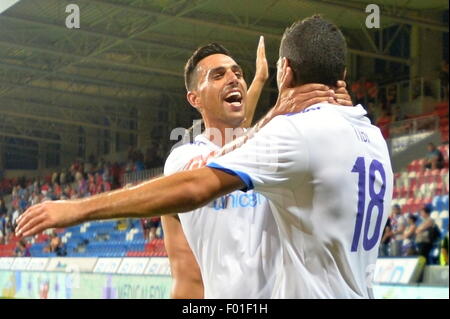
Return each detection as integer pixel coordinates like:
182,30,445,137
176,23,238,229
207,115,310,192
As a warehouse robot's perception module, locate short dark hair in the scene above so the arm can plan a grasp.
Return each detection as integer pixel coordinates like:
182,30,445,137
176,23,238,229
184,43,231,91
423,204,433,214
279,15,347,87
408,214,418,223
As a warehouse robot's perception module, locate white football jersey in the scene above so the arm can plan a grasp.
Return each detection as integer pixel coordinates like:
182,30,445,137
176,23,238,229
208,104,393,298
164,134,281,299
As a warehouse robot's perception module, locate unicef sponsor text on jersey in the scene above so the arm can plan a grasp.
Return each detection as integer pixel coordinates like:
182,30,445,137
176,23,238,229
209,191,266,210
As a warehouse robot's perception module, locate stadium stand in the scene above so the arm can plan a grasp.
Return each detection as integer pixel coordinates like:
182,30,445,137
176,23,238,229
0,153,166,258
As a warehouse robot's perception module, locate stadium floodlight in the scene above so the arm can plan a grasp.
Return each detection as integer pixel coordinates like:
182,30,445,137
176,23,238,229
0,0,20,15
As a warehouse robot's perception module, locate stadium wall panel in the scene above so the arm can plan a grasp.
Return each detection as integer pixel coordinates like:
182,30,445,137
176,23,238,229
0,270,171,299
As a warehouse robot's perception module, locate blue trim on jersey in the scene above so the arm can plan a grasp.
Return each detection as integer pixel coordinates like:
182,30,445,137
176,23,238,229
207,162,254,192
284,106,322,116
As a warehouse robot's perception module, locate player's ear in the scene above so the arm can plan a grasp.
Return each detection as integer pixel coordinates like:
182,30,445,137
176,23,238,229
187,91,202,112
279,58,295,88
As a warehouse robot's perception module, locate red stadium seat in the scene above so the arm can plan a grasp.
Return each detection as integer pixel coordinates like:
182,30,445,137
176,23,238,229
435,183,444,195
393,187,399,199
409,177,417,188
424,170,435,183
408,160,419,172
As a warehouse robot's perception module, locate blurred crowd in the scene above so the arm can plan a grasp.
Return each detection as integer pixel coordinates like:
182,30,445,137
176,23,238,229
380,203,448,266
350,69,449,140
0,157,116,244
0,148,165,247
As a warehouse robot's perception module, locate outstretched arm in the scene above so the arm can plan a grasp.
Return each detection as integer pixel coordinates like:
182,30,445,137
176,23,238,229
16,167,244,237
242,36,269,128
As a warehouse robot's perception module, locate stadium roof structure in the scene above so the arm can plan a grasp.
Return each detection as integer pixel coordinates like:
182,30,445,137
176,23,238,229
0,0,448,164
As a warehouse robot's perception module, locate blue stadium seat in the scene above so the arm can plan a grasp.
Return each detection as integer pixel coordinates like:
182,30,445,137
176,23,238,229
441,218,449,233
433,196,443,211
443,195,449,211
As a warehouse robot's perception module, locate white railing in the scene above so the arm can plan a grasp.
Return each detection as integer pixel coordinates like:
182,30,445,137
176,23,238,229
122,167,164,185
377,77,446,105
385,114,439,155
386,114,440,139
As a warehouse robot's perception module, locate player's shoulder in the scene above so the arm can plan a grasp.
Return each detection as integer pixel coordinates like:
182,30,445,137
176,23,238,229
287,103,373,128
269,103,335,132
164,140,209,175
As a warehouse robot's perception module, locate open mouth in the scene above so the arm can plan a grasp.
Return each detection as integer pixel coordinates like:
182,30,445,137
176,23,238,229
223,91,243,109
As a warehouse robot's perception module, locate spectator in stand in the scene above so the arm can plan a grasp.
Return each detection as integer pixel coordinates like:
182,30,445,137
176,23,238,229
40,181,50,197
97,158,106,174
11,201,21,231
111,162,121,190
441,231,449,266
74,169,84,182
18,182,29,212
424,142,445,170
95,173,103,194
77,174,88,197
379,217,392,257
51,172,58,185
87,173,96,196
134,151,145,172
387,84,398,105
46,232,67,256
125,159,135,174
376,108,392,139
0,197,7,244
4,216,13,242
60,186,69,200
70,189,80,200
53,182,62,199
415,204,436,264
351,77,378,105
11,184,18,198
102,162,111,184
30,191,42,206
59,171,67,185
390,204,406,256
143,217,161,242
30,180,39,196
0,197,7,218
14,239,31,257
84,159,94,175
103,180,112,192
402,214,418,256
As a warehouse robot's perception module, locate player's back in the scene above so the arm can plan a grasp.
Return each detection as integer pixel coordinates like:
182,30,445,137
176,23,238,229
267,104,393,298
165,135,281,298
